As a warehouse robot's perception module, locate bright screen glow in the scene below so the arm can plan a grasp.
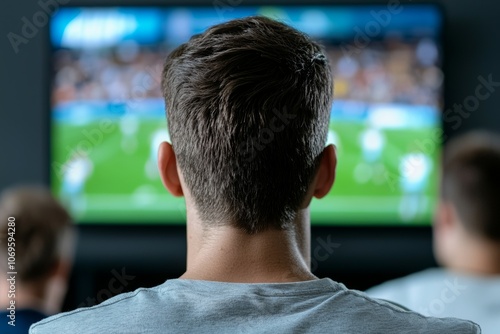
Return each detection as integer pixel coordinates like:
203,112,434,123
50,5,443,224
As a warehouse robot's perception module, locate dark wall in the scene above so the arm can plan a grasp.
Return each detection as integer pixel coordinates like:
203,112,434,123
440,0,500,136
1,0,500,310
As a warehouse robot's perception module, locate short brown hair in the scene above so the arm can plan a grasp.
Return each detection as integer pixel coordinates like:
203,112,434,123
442,131,500,241
0,186,73,282
161,16,333,234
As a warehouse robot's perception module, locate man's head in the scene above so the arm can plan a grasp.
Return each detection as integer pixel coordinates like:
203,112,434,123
434,131,500,267
0,186,74,311
159,16,335,234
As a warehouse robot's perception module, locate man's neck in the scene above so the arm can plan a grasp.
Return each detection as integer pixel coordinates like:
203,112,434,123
181,209,316,283
446,235,500,276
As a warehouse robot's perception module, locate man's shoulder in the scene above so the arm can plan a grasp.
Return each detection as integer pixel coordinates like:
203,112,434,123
29,285,165,334
338,287,480,333
29,278,480,334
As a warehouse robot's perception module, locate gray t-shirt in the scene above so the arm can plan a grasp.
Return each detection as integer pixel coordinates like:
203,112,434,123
30,278,480,333
367,268,499,334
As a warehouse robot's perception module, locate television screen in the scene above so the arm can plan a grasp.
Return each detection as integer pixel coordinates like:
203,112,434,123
50,5,443,225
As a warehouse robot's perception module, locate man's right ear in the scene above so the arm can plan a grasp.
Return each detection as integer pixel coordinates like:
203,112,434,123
313,144,337,199
158,142,184,197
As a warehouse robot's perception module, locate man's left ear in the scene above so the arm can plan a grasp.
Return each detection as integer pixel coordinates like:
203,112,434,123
158,141,184,197
313,144,337,199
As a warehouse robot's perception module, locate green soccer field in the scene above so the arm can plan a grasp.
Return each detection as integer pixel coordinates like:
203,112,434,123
311,122,439,225
51,117,439,225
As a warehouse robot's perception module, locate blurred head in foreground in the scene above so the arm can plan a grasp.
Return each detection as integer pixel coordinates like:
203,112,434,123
434,131,500,275
0,186,75,315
